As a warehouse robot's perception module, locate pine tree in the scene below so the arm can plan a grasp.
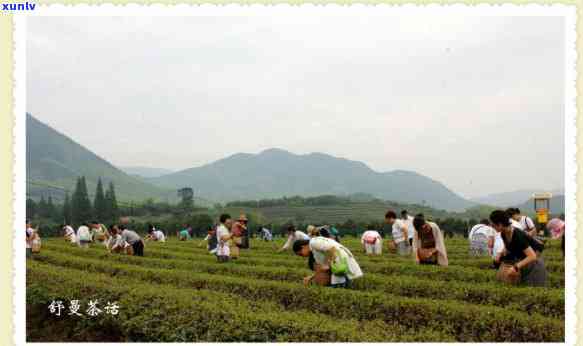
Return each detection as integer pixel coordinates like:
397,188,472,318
38,195,48,218
105,182,118,223
62,193,72,225
94,178,107,221
26,198,37,220
71,177,82,224
72,176,92,224
47,195,56,221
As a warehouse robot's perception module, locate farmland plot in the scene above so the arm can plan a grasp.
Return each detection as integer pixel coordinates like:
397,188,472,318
26,237,564,342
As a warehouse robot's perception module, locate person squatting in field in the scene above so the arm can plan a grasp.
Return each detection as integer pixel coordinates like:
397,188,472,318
385,210,411,256
279,225,310,252
489,210,548,287
178,224,192,241
145,224,166,242
293,236,363,288
257,226,273,241
61,224,77,244
361,227,382,256
90,221,109,245
468,219,496,257
401,210,415,247
216,214,233,262
412,214,448,266
109,224,145,256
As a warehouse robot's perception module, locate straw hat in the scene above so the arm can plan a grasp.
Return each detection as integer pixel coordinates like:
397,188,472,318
238,214,249,222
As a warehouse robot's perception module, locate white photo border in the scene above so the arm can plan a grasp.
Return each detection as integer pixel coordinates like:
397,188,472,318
14,4,578,345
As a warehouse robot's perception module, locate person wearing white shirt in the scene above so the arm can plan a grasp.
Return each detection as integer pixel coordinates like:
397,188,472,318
77,223,93,249
26,221,34,258
401,210,416,247
279,225,310,252
385,210,410,255
507,208,537,237
62,224,76,244
216,214,233,262
153,230,165,242
468,220,496,256
259,227,273,241
293,237,363,288
146,224,166,242
361,229,382,255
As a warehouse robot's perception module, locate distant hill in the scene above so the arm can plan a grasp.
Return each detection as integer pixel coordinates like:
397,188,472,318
121,166,175,179
471,189,564,207
149,148,475,211
26,113,174,203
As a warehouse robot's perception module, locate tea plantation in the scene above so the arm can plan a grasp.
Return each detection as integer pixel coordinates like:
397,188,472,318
26,237,564,342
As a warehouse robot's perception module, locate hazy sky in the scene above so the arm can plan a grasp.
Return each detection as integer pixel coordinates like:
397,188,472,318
27,14,565,198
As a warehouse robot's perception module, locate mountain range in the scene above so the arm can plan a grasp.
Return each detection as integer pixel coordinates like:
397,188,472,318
121,166,175,179
26,113,175,203
470,189,564,207
31,112,563,213
147,148,475,211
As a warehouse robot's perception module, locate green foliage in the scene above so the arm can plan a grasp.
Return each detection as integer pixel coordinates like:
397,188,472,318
29,241,564,342
62,193,72,225
71,177,92,224
26,113,174,203
93,178,107,221
104,182,118,223
27,261,456,342
26,198,37,220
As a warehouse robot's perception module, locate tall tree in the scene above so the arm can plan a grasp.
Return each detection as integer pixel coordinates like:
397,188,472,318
38,195,48,218
26,198,37,220
105,181,119,222
72,176,92,224
93,178,107,221
46,195,56,221
62,193,72,225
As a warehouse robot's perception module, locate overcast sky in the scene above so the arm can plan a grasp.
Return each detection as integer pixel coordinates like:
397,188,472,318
27,14,565,198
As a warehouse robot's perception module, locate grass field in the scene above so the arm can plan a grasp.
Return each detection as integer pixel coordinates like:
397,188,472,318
26,237,564,342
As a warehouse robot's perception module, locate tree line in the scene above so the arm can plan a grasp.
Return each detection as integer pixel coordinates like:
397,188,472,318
27,176,119,225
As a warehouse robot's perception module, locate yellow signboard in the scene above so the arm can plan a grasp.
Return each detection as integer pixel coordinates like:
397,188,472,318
536,209,548,224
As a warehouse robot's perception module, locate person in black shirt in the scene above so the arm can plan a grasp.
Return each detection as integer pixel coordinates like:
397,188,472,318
489,210,548,287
